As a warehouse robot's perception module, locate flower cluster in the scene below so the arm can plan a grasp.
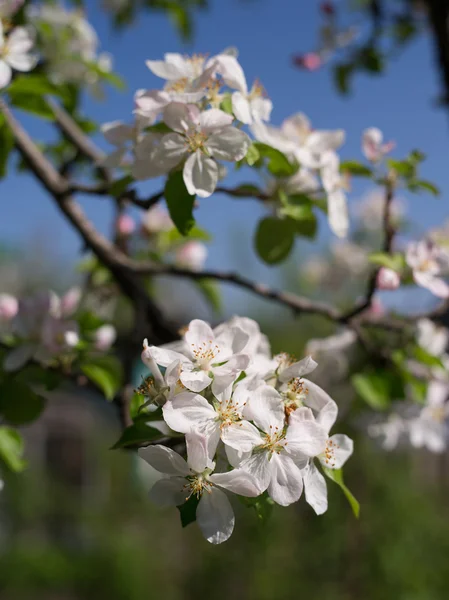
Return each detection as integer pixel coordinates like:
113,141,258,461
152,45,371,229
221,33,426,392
137,316,354,544
0,1,37,89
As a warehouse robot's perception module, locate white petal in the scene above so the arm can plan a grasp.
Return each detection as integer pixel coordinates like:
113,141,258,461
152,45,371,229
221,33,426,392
321,434,353,469
164,360,182,389
147,345,189,368
7,26,35,54
281,112,311,141
225,444,251,468
0,60,11,88
244,384,284,433
162,393,216,433
285,416,327,459
149,476,187,506
7,51,37,72
199,108,233,133
232,91,252,124
414,271,449,298
134,89,170,115
206,127,251,162
212,54,247,93
251,97,272,122
157,132,189,167
221,420,262,453
163,102,200,132
183,151,218,198
146,54,188,80
210,468,260,497
302,378,338,431
268,453,304,506
186,433,214,472
279,356,318,382
327,188,349,238
180,369,212,392
239,452,272,492
308,130,345,154
303,462,328,515
102,121,133,146
197,488,235,544
184,319,214,348
138,445,190,476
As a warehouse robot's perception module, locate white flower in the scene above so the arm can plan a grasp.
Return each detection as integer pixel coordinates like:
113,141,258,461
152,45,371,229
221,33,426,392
362,128,394,163
231,386,327,506
139,433,259,544
0,293,18,321
175,240,208,271
376,267,400,290
406,240,449,298
94,325,116,351
145,319,250,394
141,339,187,404
141,205,174,235
321,152,349,238
369,414,407,450
101,120,138,168
409,380,449,453
416,319,448,358
0,23,37,88
134,103,251,197
212,54,272,124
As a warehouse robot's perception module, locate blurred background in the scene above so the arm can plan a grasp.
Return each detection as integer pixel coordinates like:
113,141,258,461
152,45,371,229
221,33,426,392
2,0,449,598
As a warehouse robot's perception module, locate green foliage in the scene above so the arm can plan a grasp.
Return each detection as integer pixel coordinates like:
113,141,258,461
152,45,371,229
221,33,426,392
368,252,405,272
340,160,373,177
241,492,275,523
322,466,360,518
352,369,405,410
0,426,26,472
254,143,298,177
164,170,196,235
195,279,222,314
255,217,295,264
334,63,353,94
279,204,318,238
111,422,164,449
407,179,440,197
0,378,46,426
245,144,261,166
411,346,445,369
178,494,199,527
80,356,123,401
109,175,134,198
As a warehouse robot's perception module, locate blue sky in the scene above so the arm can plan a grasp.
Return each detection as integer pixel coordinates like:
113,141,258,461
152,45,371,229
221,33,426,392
1,0,448,309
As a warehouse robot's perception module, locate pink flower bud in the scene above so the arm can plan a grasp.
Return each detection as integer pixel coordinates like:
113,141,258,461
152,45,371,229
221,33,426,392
60,287,81,317
141,205,173,235
175,241,207,271
292,53,322,71
116,214,135,236
377,267,400,291
94,324,116,351
0,294,18,321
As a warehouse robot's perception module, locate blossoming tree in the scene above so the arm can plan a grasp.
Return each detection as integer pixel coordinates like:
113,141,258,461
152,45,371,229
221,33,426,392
1,0,448,545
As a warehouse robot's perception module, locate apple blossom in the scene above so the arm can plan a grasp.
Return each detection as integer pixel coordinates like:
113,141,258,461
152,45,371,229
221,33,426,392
406,240,449,298
0,293,18,321
175,241,207,271
408,380,449,453
133,103,251,197
369,414,407,451
141,205,174,235
116,214,136,237
139,434,260,544
0,22,37,88
101,121,139,168
292,53,322,71
362,127,395,163
94,324,117,352
376,267,400,290
321,152,349,238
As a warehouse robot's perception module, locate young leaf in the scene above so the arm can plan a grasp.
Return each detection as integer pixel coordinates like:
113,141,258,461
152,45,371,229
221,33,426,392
0,378,46,425
195,279,222,314
164,170,196,235
0,427,26,472
255,143,298,177
340,160,373,177
111,422,163,449
352,372,393,410
255,217,295,264
80,356,123,400
245,143,260,166
322,466,360,518
368,252,405,272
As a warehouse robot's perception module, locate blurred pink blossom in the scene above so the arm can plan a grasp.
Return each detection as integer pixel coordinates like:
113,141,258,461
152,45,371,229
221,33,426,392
0,293,18,321
117,214,136,236
94,324,117,351
376,267,400,291
175,241,207,271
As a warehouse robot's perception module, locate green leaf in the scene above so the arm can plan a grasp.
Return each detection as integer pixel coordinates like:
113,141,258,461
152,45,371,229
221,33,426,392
255,143,298,177
334,63,353,94
8,74,67,100
0,378,46,425
162,225,211,245
9,93,55,119
147,122,172,134
386,158,415,179
177,494,199,527
408,180,440,197
352,370,404,410
109,175,133,198
279,205,317,239
241,492,274,523
322,467,360,518
111,422,163,449
77,311,105,334
340,160,373,177
195,279,222,314
412,346,445,369
368,252,405,272
0,427,26,472
358,47,384,73
80,356,123,400
219,95,234,115
164,170,196,235
254,217,295,264
0,115,14,179
245,143,260,166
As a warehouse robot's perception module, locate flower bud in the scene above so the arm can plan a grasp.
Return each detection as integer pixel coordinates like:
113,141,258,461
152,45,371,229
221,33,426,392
376,267,400,291
175,241,207,271
60,287,81,317
116,214,135,236
141,205,173,235
0,294,18,321
292,53,322,71
94,324,116,351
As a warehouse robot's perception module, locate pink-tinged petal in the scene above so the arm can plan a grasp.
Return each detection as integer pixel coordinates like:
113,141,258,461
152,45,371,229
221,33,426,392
138,445,190,476
239,452,271,492
156,132,188,166
210,468,260,497
268,453,304,506
162,393,215,434
285,417,327,459
186,433,214,472
320,434,353,469
362,127,383,162
244,384,284,433
134,89,170,115
164,360,182,389
414,271,449,298
377,267,400,290
206,127,251,162
303,461,328,515
220,420,262,453
60,287,81,317
180,369,212,392
232,91,252,124
149,476,187,506
163,102,200,132
279,355,318,382
185,319,214,348
199,108,233,133
301,378,338,431
197,488,235,544
183,151,218,198
0,60,12,88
